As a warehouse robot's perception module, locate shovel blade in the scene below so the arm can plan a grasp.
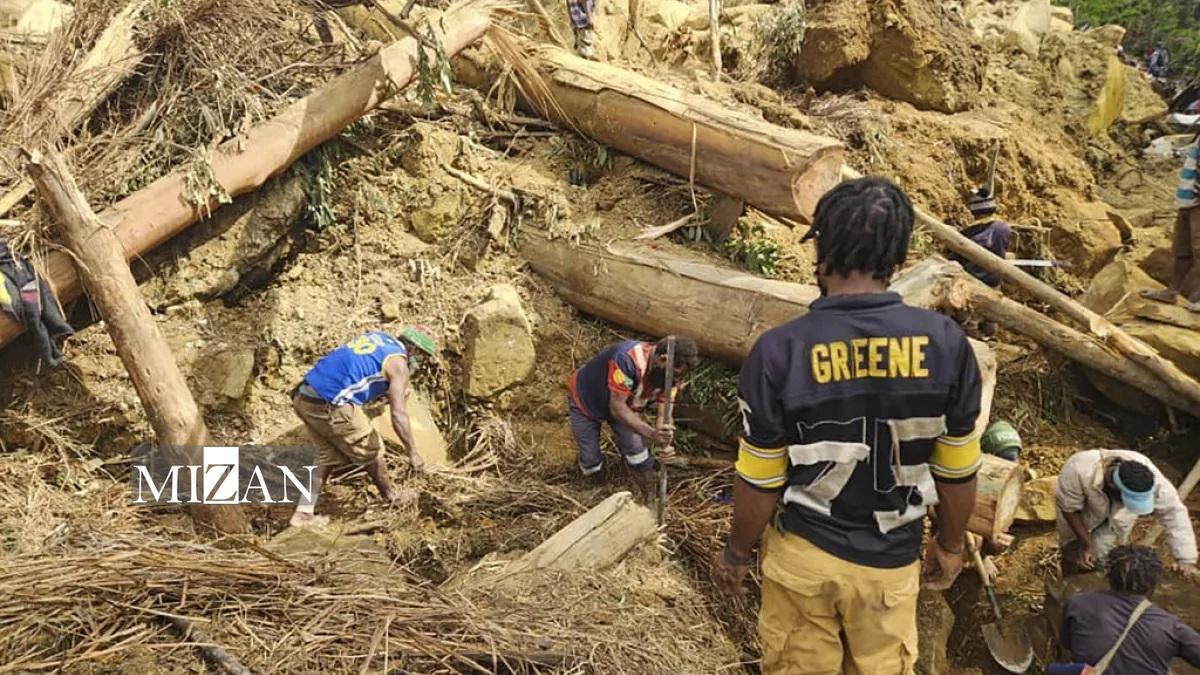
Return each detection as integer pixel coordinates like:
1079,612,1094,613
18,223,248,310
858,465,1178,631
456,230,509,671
982,622,1033,673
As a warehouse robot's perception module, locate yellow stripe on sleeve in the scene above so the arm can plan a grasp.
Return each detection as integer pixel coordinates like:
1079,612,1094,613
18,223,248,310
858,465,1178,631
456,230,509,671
736,438,788,489
930,433,982,481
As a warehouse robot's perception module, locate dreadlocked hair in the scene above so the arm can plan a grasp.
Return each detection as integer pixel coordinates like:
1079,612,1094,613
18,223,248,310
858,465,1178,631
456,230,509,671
807,176,914,281
1105,545,1163,596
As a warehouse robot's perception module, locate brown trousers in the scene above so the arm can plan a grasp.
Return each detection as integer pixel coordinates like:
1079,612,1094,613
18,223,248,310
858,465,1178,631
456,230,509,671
291,391,384,467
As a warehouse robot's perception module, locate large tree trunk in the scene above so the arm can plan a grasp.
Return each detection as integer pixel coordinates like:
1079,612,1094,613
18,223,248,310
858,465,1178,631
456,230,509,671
455,40,844,222
0,1,496,348
519,229,997,442
27,149,248,534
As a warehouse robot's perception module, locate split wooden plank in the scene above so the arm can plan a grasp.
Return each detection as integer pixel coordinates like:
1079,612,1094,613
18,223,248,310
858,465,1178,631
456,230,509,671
0,1,497,348
503,491,656,575
27,148,249,533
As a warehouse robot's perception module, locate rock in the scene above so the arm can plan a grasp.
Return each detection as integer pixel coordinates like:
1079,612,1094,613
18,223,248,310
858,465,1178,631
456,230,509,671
1005,0,1050,56
1049,5,1072,24
1085,55,1127,134
1079,259,1200,416
1015,476,1056,523
14,0,69,35
1048,16,1072,34
916,589,954,674
139,173,306,308
1048,189,1122,276
1080,258,1159,316
1085,24,1126,50
797,0,984,113
206,348,257,402
370,393,450,468
1121,64,1169,125
642,0,691,31
399,122,459,178
410,190,464,243
794,0,873,84
462,284,536,398
380,300,402,321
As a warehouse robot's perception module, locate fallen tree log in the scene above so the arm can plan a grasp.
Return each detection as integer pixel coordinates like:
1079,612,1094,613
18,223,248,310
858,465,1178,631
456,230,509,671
27,149,248,534
845,165,1200,417
519,228,998,428
0,0,496,348
455,39,844,221
956,279,1200,419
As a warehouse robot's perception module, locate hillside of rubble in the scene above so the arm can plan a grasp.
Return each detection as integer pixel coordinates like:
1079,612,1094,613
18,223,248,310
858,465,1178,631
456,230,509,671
0,0,1198,672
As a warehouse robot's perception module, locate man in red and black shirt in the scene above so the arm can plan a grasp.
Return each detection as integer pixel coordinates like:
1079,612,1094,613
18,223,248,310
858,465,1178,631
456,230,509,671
567,336,699,477
714,177,982,674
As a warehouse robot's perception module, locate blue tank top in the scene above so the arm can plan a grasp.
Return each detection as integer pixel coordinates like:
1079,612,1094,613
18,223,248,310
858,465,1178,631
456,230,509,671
304,331,407,405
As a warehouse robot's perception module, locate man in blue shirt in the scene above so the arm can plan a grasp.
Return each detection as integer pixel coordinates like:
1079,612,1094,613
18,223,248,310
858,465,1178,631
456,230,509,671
289,326,438,527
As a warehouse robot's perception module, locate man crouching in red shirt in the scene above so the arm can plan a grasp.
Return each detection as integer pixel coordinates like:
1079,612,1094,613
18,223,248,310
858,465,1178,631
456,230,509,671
567,336,699,484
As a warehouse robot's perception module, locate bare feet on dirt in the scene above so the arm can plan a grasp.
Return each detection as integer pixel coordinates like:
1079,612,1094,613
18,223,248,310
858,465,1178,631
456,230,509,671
1141,288,1179,304
288,512,330,529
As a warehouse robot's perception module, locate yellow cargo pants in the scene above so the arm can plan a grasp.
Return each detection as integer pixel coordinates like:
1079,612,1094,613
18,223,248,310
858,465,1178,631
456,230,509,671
759,527,920,675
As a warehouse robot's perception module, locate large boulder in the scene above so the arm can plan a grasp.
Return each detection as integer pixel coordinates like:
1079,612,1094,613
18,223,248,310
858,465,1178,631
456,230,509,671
1079,259,1200,416
1015,475,1056,523
1047,189,1122,276
795,0,984,113
794,0,872,83
462,284,536,398
1005,0,1050,57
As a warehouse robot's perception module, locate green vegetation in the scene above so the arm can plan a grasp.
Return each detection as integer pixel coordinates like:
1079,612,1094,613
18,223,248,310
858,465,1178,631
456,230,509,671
1056,0,1200,75
755,0,807,84
724,222,781,277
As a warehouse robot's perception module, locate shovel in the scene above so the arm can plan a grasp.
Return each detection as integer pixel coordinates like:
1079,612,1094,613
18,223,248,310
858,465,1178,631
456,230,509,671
971,539,1033,673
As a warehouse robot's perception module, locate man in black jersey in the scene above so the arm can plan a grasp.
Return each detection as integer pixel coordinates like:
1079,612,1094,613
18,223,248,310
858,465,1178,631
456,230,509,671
713,177,983,674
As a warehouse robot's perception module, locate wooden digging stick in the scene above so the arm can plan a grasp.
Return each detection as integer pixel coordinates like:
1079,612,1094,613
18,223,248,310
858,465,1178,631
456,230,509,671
656,336,676,526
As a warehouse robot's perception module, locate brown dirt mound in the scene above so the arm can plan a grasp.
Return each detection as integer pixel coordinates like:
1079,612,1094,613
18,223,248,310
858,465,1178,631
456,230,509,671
797,0,985,113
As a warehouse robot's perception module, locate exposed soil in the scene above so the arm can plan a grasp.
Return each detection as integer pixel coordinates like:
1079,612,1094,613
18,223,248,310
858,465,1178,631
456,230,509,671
2,0,1200,671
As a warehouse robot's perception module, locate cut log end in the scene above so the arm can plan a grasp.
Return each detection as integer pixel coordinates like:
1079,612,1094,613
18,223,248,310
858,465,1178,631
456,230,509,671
967,454,1025,541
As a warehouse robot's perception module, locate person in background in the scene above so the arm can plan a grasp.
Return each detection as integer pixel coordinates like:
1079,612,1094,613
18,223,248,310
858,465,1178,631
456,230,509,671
1056,449,1199,580
567,335,698,486
1058,546,1200,674
566,0,597,58
289,327,438,527
713,177,983,674
1149,41,1169,77
950,188,1013,288
1142,134,1200,312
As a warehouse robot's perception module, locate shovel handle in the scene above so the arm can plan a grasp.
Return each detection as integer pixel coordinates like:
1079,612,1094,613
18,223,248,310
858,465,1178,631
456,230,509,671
970,536,1004,621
